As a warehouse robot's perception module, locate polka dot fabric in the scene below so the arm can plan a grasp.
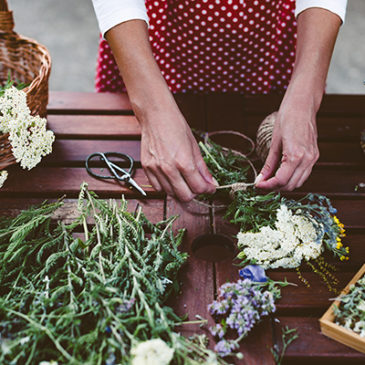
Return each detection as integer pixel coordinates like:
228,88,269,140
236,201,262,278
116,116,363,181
96,0,297,94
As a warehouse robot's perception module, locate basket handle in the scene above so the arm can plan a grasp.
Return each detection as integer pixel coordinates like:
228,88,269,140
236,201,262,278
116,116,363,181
0,0,14,32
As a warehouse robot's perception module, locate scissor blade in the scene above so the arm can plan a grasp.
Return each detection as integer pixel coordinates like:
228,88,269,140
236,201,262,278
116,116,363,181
128,177,147,196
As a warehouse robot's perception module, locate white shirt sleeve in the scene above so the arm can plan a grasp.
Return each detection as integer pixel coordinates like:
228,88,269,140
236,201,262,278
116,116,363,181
295,0,348,23
91,0,149,38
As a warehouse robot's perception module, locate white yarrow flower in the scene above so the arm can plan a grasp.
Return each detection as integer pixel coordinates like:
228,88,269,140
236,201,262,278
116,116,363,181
0,86,55,174
237,204,324,269
0,170,8,188
131,339,174,365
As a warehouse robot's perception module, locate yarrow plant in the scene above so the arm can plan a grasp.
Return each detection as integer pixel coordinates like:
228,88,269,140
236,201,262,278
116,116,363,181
333,275,365,337
199,137,349,290
208,265,290,358
0,77,54,188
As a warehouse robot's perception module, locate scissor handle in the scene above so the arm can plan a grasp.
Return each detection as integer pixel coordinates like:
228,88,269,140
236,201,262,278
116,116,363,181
85,152,134,180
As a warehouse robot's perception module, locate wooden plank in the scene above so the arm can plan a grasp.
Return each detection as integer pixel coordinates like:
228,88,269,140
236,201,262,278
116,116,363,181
205,94,365,141
0,166,158,198
274,317,365,363
269,272,354,313
205,94,365,117
294,170,365,196
47,115,141,139
48,92,133,114
175,94,207,130
48,92,365,117
165,198,216,343
43,140,141,166
0,198,164,224
44,140,365,168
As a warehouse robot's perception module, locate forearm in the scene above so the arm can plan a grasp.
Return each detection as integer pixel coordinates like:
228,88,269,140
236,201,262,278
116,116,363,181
283,8,341,112
105,20,175,124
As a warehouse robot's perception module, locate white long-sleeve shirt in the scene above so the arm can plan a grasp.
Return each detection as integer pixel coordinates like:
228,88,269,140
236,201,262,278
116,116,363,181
92,0,348,38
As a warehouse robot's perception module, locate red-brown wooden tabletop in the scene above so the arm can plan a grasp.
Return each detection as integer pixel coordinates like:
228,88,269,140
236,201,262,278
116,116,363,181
1,91,365,365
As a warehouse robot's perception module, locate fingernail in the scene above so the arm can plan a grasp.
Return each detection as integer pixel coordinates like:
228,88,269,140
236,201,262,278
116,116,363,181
212,177,219,187
255,173,263,185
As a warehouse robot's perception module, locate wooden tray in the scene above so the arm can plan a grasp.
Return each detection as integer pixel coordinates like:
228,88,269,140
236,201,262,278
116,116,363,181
320,263,365,354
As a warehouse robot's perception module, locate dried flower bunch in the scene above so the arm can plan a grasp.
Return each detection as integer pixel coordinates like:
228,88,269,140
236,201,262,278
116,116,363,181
208,265,292,358
199,137,349,289
333,275,365,337
0,183,227,365
0,77,55,188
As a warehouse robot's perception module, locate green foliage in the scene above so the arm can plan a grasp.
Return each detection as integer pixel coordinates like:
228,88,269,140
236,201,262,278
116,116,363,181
0,184,226,364
271,326,298,365
0,71,28,97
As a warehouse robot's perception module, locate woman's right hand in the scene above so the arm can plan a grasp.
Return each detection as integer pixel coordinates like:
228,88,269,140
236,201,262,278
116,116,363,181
139,104,217,202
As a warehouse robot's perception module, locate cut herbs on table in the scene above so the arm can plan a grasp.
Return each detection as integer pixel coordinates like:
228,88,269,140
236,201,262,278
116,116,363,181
0,183,227,365
0,76,55,188
199,136,349,290
333,275,365,337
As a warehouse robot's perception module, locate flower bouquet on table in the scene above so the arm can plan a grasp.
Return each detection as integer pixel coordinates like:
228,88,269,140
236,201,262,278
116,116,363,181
197,134,349,291
0,77,55,188
208,265,297,359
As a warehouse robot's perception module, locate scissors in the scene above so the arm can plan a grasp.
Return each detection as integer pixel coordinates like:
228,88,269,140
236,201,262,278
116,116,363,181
85,152,146,196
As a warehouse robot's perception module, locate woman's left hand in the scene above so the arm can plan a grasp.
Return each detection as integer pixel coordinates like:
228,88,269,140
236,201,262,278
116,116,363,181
255,96,320,191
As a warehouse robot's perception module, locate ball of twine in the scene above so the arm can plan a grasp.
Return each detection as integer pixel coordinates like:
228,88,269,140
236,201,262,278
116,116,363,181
256,111,277,162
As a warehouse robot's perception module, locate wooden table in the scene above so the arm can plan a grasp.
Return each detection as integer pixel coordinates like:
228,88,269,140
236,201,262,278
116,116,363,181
1,92,365,364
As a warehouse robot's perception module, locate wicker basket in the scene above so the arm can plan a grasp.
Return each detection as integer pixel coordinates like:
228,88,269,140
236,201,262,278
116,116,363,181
0,0,51,170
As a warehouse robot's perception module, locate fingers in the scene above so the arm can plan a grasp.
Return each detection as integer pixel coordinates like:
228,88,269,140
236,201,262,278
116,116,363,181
256,152,301,190
257,146,319,191
144,167,162,192
255,136,282,187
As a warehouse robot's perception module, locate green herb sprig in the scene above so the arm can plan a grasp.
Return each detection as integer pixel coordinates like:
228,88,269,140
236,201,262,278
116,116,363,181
271,326,299,365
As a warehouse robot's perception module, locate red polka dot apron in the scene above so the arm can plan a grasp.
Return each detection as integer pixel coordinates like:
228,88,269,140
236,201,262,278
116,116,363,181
96,0,297,94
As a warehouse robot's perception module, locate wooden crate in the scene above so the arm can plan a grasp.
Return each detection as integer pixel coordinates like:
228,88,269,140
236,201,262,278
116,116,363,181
320,263,365,354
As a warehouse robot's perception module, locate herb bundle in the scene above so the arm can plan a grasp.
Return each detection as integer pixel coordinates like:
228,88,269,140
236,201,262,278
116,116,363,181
0,183,225,364
199,137,349,289
208,278,285,357
333,275,365,337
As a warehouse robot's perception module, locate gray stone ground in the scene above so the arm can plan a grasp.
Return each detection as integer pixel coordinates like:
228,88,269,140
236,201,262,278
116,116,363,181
9,0,365,93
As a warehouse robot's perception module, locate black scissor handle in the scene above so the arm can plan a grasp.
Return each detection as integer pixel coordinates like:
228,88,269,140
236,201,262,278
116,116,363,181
85,152,134,180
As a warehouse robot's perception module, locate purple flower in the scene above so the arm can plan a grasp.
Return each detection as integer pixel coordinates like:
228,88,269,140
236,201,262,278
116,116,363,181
215,339,238,357
210,323,225,339
239,265,267,282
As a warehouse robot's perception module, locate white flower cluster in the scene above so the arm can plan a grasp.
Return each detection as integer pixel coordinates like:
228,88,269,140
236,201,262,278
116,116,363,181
237,204,324,269
0,86,54,170
0,170,8,188
131,338,174,365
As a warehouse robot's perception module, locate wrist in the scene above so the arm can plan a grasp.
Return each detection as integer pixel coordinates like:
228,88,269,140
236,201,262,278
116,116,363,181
282,74,324,115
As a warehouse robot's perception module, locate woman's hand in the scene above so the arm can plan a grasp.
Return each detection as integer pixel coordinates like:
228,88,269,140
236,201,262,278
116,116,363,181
140,105,217,202
255,98,319,191
105,20,215,201
255,7,341,191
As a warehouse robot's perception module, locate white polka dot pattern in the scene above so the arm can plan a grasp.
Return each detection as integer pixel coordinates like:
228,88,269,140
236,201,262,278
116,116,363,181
96,0,297,94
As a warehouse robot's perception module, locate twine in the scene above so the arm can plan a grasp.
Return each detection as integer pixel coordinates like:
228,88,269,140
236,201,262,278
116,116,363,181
255,111,277,162
193,130,259,208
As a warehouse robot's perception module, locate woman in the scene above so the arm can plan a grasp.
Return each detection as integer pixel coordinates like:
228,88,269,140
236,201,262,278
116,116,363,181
92,0,347,202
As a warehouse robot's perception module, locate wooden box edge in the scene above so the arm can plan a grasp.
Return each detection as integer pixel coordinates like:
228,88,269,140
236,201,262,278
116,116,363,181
319,263,365,354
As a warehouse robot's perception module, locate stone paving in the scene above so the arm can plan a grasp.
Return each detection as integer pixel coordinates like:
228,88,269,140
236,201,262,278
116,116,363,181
9,0,365,93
